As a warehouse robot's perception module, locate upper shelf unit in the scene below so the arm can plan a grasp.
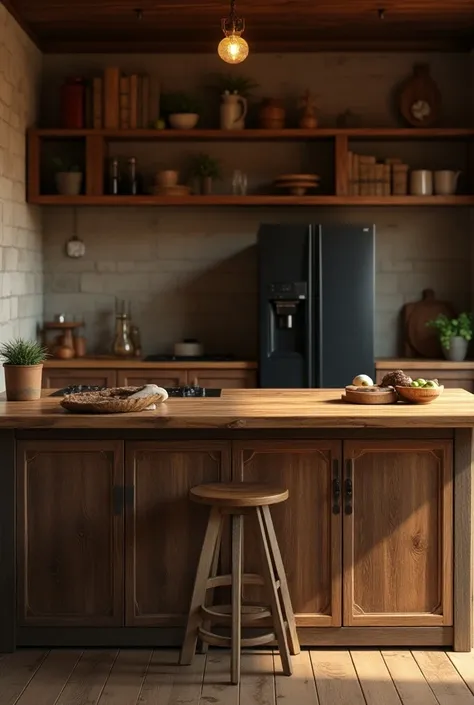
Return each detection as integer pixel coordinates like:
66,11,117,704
27,127,474,207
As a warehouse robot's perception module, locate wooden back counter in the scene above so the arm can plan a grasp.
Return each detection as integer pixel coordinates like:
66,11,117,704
0,388,472,655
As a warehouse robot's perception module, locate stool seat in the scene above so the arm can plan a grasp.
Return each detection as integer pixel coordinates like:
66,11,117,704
190,482,289,507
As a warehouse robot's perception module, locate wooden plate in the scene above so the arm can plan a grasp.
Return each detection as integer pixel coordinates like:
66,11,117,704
153,185,191,196
342,386,398,405
275,181,320,189
274,174,320,182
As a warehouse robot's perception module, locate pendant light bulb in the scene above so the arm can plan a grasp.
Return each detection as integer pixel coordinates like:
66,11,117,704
218,0,249,64
218,33,249,64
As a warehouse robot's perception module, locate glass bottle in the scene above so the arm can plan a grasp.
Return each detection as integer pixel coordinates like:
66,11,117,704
113,313,133,356
130,324,142,357
109,158,120,195
127,157,138,195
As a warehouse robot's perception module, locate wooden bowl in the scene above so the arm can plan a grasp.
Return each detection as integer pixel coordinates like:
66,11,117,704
343,385,398,404
395,385,444,404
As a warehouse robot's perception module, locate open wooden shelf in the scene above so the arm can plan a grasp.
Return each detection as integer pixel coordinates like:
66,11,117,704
27,127,474,207
30,127,474,141
29,194,474,207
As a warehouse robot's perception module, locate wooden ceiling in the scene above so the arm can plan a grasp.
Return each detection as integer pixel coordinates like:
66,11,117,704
6,0,474,53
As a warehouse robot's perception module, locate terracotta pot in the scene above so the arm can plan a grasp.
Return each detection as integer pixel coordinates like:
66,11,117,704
201,176,213,195
259,99,286,129
3,363,43,401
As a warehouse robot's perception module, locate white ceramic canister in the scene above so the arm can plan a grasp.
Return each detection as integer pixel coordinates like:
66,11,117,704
434,170,461,195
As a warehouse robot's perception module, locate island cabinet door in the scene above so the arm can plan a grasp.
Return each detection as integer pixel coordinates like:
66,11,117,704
117,370,187,388
125,441,231,626
17,441,124,627
234,440,342,627
342,440,453,627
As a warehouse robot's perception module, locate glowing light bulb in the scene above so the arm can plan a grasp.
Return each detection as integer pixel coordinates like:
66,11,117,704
218,33,249,64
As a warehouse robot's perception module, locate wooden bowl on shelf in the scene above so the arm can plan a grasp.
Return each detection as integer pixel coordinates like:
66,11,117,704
396,385,444,404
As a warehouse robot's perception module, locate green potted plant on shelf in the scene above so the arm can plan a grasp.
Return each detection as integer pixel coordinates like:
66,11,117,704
52,157,82,196
427,312,474,361
161,92,201,130
0,338,49,401
210,73,258,130
189,153,221,195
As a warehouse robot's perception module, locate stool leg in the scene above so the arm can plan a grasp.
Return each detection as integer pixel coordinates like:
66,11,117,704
231,513,243,685
199,514,223,654
180,506,222,666
261,505,300,656
256,507,292,677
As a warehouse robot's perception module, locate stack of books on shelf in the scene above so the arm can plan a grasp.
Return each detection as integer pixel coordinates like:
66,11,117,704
86,67,159,129
348,152,409,196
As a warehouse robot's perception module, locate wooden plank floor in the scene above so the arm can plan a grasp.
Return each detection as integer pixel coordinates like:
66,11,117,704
0,649,474,705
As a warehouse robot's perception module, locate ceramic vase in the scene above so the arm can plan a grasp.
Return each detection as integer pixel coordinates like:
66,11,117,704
443,336,468,362
220,92,247,130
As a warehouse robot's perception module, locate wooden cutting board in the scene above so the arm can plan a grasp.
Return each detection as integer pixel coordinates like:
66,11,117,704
403,289,455,358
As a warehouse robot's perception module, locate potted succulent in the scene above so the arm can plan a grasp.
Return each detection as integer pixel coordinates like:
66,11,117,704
427,312,473,361
52,157,83,196
161,92,201,130
0,338,48,401
189,153,221,195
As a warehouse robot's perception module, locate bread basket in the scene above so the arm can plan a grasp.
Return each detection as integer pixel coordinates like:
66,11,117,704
61,386,168,414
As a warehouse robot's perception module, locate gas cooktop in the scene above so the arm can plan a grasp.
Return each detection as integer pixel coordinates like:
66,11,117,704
50,385,222,398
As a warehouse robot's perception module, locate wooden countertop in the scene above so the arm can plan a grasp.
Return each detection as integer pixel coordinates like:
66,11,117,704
43,358,256,369
376,359,474,369
1,388,473,429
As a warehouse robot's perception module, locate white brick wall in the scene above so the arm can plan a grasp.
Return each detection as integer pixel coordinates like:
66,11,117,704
0,7,43,389
43,207,471,358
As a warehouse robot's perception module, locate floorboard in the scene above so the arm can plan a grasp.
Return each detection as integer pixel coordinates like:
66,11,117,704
412,651,474,705
140,650,205,705
0,650,47,705
239,651,275,705
15,650,82,705
351,650,402,705
201,651,240,705
274,651,319,705
310,650,365,705
447,651,474,696
96,650,152,705
382,651,440,705
55,651,118,705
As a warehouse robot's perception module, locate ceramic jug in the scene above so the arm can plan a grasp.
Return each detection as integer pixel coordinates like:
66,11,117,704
434,170,461,195
220,91,247,130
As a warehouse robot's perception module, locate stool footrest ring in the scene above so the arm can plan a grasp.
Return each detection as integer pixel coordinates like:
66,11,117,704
198,627,276,648
206,573,280,590
201,603,272,624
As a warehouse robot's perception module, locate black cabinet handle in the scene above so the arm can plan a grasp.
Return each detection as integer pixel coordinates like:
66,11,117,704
332,458,341,514
344,459,353,515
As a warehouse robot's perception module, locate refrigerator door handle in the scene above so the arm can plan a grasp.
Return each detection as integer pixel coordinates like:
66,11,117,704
305,227,314,387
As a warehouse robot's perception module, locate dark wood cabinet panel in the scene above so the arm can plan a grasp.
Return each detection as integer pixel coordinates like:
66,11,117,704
117,370,187,388
234,440,342,627
343,440,453,627
125,441,231,626
17,441,124,626
42,369,117,389
188,369,257,389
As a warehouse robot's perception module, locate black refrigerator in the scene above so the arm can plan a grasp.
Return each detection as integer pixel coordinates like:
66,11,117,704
258,223,375,388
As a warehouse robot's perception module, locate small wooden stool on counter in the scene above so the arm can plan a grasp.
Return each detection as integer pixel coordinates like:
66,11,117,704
179,482,300,685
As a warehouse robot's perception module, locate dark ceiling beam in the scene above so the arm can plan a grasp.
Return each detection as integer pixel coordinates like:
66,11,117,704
2,0,41,48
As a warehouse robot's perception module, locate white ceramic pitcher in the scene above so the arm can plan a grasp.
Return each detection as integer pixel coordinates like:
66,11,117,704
434,170,461,195
220,91,247,130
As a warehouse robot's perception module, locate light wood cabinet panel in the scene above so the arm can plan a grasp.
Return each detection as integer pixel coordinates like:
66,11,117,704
117,370,187,388
125,441,231,626
17,441,124,626
42,369,117,389
234,440,342,627
188,369,257,389
343,440,453,627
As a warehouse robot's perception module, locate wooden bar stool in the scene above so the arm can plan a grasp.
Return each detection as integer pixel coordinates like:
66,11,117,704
180,482,300,685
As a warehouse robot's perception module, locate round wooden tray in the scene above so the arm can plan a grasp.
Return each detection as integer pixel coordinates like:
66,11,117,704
61,386,168,414
342,386,398,405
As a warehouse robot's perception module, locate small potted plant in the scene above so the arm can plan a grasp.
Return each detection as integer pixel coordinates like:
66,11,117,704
427,312,473,361
161,92,201,130
0,338,48,401
189,153,221,195
52,157,83,196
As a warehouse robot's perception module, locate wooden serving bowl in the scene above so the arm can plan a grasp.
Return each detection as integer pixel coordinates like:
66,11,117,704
396,385,444,404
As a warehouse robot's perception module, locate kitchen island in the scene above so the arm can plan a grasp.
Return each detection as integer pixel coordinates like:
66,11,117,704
1,389,473,652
